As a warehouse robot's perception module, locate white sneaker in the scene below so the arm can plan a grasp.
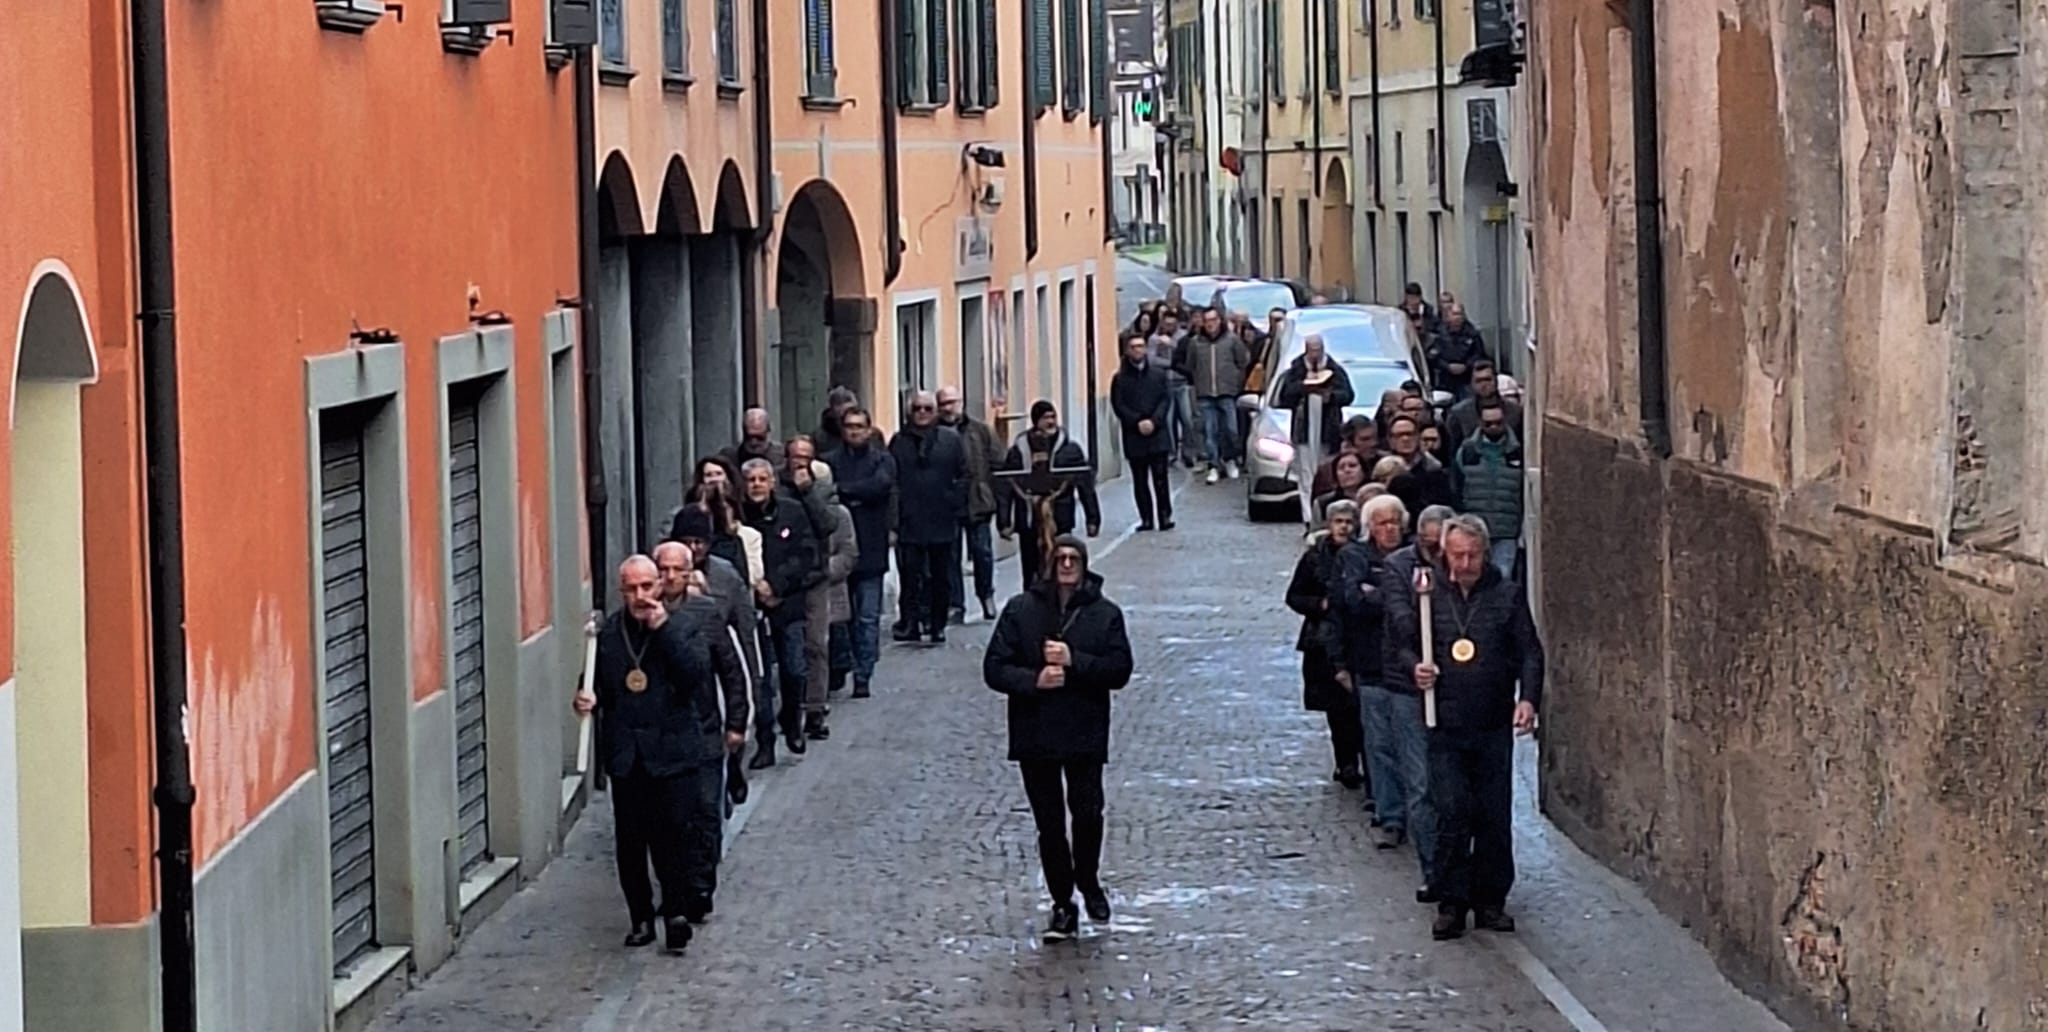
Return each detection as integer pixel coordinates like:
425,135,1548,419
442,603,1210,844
1225,461,1242,480
1205,467,1220,485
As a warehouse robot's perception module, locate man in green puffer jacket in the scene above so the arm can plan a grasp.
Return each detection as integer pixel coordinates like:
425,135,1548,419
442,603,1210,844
1449,398,1524,577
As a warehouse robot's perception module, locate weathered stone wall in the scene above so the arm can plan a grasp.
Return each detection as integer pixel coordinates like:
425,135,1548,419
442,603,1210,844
1531,0,2048,1028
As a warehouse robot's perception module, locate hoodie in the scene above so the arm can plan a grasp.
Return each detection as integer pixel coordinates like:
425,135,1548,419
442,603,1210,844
981,536,1136,763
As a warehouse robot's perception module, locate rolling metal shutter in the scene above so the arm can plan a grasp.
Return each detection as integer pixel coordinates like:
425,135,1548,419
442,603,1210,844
449,397,492,877
321,422,378,974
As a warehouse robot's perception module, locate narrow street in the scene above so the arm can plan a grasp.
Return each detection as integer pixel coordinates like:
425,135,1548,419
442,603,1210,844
367,451,1786,1032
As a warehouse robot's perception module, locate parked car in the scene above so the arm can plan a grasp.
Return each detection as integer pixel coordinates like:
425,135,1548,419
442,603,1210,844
1168,275,1300,321
1241,305,1448,521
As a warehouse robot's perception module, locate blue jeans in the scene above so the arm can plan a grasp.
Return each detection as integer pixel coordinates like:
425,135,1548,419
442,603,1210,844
774,618,808,734
950,518,996,609
1361,683,1437,883
1167,381,1195,460
1489,537,1520,579
1197,395,1239,467
831,572,884,686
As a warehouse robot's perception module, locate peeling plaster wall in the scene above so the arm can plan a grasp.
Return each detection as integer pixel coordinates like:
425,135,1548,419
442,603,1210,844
1533,0,2048,1029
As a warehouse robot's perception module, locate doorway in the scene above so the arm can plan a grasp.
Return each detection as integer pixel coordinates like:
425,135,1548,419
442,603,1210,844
958,289,988,419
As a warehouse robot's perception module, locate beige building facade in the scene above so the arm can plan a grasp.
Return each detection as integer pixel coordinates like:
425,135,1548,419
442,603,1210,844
1241,0,1353,294
1531,2,2048,1030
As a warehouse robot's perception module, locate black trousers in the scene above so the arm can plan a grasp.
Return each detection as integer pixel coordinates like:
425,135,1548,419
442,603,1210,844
1426,727,1515,911
612,763,723,923
896,541,955,632
1324,689,1366,782
1130,455,1173,526
1019,760,1106,904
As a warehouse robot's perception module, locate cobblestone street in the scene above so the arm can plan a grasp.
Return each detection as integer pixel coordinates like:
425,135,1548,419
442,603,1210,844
368,470,1787,1032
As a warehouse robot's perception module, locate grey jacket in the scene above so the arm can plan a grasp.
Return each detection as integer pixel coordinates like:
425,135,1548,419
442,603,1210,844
1175,328,1252,399
823,494,859,622
700,553,764,682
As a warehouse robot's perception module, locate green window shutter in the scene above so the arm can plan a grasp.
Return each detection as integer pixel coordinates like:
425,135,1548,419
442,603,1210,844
806,0,838,96
1061,0,1082,113
1088,0,1108,123
980,0,1000,108
930,0,951,104
1030,0,1055,110
897,0,918,106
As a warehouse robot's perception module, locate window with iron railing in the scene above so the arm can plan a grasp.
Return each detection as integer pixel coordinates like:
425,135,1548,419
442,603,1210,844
804,0,838,98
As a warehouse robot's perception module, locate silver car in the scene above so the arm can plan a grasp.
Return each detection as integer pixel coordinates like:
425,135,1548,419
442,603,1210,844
1168,275,1300,320
1241,305,1445,521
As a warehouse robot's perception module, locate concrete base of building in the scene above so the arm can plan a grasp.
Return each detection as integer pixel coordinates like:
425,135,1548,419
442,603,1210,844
23,918,161,1032
195,775,328,1032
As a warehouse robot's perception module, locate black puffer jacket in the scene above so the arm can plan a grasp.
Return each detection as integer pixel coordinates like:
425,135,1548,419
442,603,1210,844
887,422,970,545
982,537,1134,764
1284,536,1362,712
741,488,820,626
1380,562,1544,731
1335,538,1398,687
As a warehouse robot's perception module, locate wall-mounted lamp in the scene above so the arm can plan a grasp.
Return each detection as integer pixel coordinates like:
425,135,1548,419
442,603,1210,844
965,144,1006,168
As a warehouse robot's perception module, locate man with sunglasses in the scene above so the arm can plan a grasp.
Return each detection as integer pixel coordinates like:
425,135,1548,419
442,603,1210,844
887,390,970,644
983,535,1133,943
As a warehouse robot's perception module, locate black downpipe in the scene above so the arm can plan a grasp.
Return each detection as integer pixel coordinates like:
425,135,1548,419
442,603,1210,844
1207,0,1223,269
1257,66,1271,276
1024,3,1042,260
130,0,197,1026
1630,0,1671,456
751,0,774,233
574,49,609,611
879,1,904,284
1433,3,1450,212
1369,4,1383,210
1100,101,1115,242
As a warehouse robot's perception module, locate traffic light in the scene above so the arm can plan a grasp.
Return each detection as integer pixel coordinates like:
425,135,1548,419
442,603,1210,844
1135,90,1156,119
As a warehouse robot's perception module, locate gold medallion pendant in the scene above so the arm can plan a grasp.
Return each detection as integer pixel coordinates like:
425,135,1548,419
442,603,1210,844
625,668,650,693
1450,638,1477,664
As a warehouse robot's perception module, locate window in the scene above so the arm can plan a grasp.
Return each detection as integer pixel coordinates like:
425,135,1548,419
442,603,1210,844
956,0,999,110
1366,132,1377,191
1263,0,1284,101
662,0,688,78
1298,197,1313,284
1323,0,1341,91
1031,0,1056,111
1414,0,1435,18
1061,0,1084,116
804,0,837,98
1272,197,1286,277
896,299,938,402
1365,211,1380,300
1247,203,1263,275
1088,0,1109,123
1429,210,1443,296
600,0,628,68
1427,127,1439,188
960,292,989,417
1396,210,1411,287
1394,130,1405,186
716,0,740,86
898,0,950,107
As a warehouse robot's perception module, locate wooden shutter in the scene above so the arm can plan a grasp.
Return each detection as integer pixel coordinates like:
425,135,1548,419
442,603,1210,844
1087,0,1107,122
979,0,999,108
930,0,950,104
1030,0,1055,110
897,0,919,106
1061,0,1082,112
553,0,598,44
448,0,511,24
807,0,838,96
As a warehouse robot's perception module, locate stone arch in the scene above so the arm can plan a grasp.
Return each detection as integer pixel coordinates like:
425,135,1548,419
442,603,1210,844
712,159,754,232
1319,159,1357,299
12,261,99,410
776,178,867,300
596,151,643,241
1322,156,1351,208
772,179,871,436
653,156,703,237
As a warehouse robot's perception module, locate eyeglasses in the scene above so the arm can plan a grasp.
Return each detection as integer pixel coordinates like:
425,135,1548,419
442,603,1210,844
1054,553,1083,566
911,404,936,412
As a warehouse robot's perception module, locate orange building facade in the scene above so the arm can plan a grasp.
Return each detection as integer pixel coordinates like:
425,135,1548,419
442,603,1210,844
5,0,587,1029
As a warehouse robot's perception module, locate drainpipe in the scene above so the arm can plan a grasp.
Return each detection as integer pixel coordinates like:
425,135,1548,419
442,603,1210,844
751,0,774,234
574,48,609,609
1257,55,1270,276
1433,1,1450,212
130,0,198,1026
1024,2,1042,260
1368,2,1383,210
879,0,904,284
1100,94,1115,243
1630,0,1671,456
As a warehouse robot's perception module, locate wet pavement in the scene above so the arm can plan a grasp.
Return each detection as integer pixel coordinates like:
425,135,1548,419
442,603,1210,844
367,471,1788,1032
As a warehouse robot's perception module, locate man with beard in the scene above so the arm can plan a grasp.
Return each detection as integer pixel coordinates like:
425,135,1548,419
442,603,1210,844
1441,360,1524,453
1385,414,1459,520
937,384,1001,623
997,400,1102,590
1110,333,1175,532
575,556,749,953
982,535,1134,943
887,390,970,644
1392,515,1543,940
737,458,821,765
824,407,895,698
1274,333,1358,461
815,385,860,458
667,509,764,805
1172,307,1250,484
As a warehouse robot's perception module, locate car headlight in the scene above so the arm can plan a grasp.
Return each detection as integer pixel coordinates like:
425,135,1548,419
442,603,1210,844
1253,414,1295,466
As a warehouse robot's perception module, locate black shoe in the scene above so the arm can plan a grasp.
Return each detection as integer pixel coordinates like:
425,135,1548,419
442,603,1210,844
1136,522,1155,532
1336,766,1364,790
805,713,831,740
1080,886,1111,922
980,597,997,620
851,681,872,699
785,726,807,755
1473,907,1516,933
893,624,922,643
749,740,776,770
662,916,692,954
951,606,968,624
928,630,947,645
1043,903,1080,943
828,674,847,696
1415,887,1440,905
726,757,749,805
624,920,657,948
682,898,713,925
1432,908,1466,941
1159,520,1176,531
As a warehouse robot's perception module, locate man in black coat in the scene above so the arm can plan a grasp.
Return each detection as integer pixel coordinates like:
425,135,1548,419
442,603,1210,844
887,390,970,644
1385,414,1460,520
982,535,1133,943
1110,333,1175,531
1384,514,1544,942
1274,333,1358,459
738,458,821,767
998,400,1102,591
825,407,895,697
576,556,749,954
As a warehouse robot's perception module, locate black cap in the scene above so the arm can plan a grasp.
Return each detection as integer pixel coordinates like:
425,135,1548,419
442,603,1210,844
671,506,714,542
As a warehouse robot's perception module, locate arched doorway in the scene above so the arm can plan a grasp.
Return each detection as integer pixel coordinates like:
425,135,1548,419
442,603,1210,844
1461,137,1513,372
592,151,646,570
7,262,100,1030
773,180,868,433
1320,159,1356,300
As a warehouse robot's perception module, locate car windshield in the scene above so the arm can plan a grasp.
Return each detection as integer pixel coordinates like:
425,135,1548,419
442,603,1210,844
1218,282,1296,317
1310,319,1411,370
1264,318,1417,413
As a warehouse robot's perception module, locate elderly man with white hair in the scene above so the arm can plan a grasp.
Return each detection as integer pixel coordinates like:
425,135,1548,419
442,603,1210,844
1274,332,1358,461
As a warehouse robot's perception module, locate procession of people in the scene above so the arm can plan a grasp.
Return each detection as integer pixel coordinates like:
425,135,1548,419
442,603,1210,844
570,280,1543,954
